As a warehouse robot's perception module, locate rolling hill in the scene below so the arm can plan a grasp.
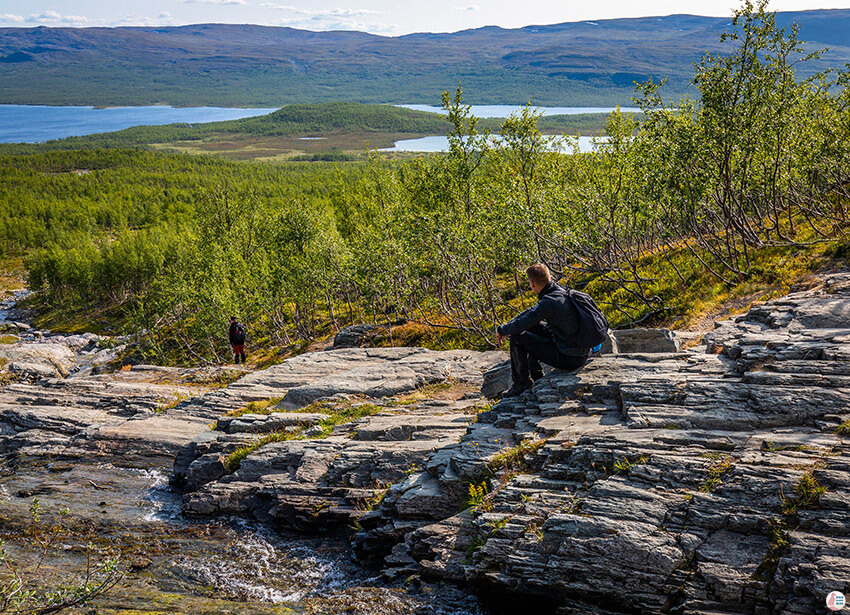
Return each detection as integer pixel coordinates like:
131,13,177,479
1,9,849,106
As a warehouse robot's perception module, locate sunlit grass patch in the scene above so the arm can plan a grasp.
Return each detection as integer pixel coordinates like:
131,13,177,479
226,397,284,418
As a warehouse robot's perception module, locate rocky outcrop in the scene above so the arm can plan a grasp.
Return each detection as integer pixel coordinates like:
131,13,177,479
4,275,849,614
173,347,502,525
0,342,77,379
367,275,850,615
0,364,247,458
173,274,850,615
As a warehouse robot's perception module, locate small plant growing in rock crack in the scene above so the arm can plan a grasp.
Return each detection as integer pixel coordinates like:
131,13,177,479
524,522,544,541
699,455,734,492
780,471,826,515
0,499,123,614
464,481,491,512
226,396,284,418
153,390,189,414
487,439,545,474
484,516,510,536
613,455,649,475
355,482,390,515
463,535,487,564
753,518,792,581
835,420,850,437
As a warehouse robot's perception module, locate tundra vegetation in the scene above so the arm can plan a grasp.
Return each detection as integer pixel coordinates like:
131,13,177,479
1,1,848,365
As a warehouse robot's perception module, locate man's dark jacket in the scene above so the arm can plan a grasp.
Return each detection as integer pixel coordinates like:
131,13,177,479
497,281,589,357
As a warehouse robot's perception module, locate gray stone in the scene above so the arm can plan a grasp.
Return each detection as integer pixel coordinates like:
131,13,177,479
8,361,57,380
611,327,681,353
333,324,378,348
481,360,511,399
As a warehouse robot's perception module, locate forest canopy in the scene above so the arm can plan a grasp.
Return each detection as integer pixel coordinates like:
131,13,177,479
3,1,849,364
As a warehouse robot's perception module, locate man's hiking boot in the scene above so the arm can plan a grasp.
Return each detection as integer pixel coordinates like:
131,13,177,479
503,382,532,398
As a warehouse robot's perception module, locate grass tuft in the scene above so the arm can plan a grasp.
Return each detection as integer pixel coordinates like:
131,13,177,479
222,401,382,472
781,471,826,515
226,397,284,418
699,455,734,492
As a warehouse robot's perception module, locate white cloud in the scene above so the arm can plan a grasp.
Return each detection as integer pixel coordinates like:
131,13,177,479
28,11,88,24
271,14,397,34
261,4,383,16
182,0,249,5
258,4,391,32
106,12,181,26
453,5,481,10
0,13,25,22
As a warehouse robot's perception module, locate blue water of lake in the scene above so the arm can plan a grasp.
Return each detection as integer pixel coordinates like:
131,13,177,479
380,135,606,154
0,105,277,143
395,104,640,117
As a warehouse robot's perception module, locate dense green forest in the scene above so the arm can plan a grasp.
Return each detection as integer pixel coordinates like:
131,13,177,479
3,2,849,364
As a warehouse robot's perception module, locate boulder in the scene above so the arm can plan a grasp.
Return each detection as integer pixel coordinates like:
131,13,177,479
481,360,511,399
611,327,680,353
333,324,378,348
8,361,57,381
0,342,76,377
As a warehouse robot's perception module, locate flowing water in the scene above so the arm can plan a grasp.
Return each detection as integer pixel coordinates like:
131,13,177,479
0,296,484,615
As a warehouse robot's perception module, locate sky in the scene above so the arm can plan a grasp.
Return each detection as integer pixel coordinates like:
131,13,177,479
0,0,848,35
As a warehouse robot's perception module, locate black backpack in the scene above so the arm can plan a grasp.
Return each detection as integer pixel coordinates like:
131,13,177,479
234,323,246,344
567,289,609,347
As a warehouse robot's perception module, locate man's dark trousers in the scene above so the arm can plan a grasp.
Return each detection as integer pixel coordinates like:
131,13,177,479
510,323,587,386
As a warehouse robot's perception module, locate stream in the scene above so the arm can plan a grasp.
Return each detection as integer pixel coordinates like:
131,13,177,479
0,291,484,615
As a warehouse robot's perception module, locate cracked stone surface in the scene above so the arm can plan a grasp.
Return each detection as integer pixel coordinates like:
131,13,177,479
4,275,850,614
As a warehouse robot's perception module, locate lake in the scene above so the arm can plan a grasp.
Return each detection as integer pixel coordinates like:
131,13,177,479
396,104,640,117
0,105,277,143
380,134,607,153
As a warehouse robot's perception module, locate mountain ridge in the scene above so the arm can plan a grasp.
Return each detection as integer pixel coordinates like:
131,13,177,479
1,9,849,106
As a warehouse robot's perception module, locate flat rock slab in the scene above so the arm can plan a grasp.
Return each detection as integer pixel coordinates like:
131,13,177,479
612,327,681,353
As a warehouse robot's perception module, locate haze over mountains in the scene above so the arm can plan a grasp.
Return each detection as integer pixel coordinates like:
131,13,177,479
1,8,849,107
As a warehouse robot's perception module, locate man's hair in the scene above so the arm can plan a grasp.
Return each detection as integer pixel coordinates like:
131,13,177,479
526,263,552,286
230,316,237,321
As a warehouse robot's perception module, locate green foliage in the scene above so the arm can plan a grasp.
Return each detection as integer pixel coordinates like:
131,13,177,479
487,439,545,473
836,420,850,436
613,455,649,475
3,2,850,363
227,397,285,418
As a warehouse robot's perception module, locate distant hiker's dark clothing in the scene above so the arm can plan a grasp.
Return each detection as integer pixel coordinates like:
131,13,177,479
228,322,244,345
497,281,590,387
229,321,247,364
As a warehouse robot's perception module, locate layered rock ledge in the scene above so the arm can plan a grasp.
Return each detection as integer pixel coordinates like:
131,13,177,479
175,274,850,615
3,276,849,614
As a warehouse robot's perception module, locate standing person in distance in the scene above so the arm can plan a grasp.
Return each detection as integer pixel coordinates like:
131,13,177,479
496,263,607,397
229,316,247,364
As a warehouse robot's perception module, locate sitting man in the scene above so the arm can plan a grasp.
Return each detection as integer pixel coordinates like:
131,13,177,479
496,263,591,397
